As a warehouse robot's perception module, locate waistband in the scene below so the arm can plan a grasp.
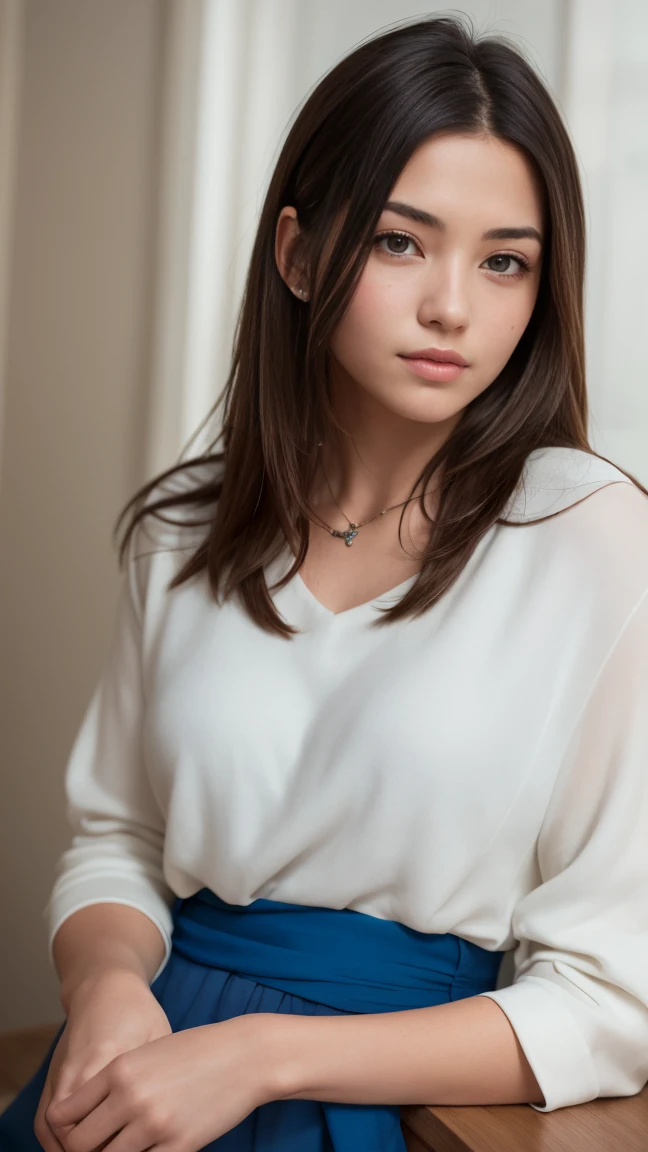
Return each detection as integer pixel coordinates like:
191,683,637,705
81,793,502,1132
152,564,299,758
170,888,505,1014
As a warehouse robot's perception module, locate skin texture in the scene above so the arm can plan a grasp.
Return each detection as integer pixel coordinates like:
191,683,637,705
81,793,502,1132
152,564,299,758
43,132,546,1151
275,131,544,531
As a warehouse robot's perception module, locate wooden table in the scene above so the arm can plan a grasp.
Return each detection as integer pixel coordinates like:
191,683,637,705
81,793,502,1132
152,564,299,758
400,1087,648,1151
1,1024,647,1149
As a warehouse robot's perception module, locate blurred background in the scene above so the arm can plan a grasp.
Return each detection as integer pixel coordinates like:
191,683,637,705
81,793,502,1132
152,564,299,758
0,0,646,1032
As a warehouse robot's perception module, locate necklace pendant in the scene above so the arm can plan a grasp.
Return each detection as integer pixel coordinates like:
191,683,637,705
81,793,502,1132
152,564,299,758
330,524,360,546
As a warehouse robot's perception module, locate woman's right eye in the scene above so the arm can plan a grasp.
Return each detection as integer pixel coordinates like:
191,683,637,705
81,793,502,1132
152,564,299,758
374,231,420,258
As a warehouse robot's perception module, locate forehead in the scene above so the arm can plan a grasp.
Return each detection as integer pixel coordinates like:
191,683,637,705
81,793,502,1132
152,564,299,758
388,132,544,227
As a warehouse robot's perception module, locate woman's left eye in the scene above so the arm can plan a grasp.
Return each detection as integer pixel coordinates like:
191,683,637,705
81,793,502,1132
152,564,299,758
483,253,530,278
373,232,531,280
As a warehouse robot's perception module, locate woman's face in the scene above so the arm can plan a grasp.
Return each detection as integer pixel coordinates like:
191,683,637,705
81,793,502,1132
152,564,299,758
325,132,545,430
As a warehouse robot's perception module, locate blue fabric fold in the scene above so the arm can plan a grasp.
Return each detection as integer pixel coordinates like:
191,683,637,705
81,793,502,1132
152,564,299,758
0,889,505,1151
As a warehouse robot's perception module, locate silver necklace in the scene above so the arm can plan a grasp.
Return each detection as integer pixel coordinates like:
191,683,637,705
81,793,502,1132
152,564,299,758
315,442,423,547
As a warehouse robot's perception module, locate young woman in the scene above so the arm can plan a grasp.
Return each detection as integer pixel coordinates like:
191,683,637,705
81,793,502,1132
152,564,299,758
3,13,648,1152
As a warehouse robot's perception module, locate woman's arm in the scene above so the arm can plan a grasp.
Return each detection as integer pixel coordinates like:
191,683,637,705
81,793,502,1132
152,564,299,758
259,585,648,1114
45,516,179,1000
53,903,167,1013
261,995,544,1106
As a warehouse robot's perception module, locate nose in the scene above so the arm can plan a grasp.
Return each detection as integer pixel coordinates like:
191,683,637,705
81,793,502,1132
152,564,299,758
417,255,471,330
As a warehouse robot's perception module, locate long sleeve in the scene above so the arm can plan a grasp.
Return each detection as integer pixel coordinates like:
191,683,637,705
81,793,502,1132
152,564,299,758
478,585,648,1111
44,523,176,985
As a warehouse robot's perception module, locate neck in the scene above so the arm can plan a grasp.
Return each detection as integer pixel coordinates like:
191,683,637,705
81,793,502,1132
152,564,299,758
313,364,457,523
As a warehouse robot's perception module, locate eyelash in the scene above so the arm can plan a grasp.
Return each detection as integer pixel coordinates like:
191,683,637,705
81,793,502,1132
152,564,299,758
373,229,532,280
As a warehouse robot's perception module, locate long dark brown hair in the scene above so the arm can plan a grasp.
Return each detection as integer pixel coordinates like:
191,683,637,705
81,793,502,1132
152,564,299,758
115,13,647,638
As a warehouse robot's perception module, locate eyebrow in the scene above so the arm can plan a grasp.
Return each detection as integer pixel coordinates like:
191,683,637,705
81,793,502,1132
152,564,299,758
383,200,543,246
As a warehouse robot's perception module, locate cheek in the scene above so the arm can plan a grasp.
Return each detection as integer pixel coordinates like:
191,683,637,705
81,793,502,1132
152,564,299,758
330,268,405,363
486,287,537,358
348,276,396,334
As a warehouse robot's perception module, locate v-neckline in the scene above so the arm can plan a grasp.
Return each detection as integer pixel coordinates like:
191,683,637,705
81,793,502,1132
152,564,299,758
265,545,420,626
292,567,418,621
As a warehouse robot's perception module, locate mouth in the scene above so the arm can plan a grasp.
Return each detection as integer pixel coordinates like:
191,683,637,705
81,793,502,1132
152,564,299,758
398,351,468,383
400,347,469,367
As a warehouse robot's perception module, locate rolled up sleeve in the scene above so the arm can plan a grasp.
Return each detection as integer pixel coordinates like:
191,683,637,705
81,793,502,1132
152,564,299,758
479,587,648,1111
44,525,176,985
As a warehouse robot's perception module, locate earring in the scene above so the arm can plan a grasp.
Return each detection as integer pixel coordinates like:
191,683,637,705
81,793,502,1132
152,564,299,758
294,286,309,301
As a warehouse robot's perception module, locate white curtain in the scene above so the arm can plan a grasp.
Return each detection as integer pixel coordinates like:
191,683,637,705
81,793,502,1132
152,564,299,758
145,0,303,477
564,0,648,480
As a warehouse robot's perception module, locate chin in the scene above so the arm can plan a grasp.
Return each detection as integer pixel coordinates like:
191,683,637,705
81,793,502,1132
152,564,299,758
376,395,460,426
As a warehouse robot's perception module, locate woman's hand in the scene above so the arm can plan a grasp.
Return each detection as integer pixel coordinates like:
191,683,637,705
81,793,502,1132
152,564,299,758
35,968,173,1152
42,1014,273,1152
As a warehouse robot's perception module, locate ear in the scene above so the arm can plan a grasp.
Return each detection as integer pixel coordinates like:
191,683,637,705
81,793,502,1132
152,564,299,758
275,206,310,301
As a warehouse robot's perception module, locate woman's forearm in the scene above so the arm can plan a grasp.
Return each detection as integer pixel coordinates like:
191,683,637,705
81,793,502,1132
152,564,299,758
52,903,167,1013
262,994,545,1107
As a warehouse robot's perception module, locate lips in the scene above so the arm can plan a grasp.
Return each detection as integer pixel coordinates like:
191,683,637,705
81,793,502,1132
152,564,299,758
401,347,469,367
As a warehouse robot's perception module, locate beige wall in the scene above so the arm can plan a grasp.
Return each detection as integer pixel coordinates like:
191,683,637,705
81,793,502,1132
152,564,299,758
0,0,165,1030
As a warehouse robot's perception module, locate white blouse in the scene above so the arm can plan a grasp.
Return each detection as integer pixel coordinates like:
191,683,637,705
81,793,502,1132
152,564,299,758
44,446,648,1114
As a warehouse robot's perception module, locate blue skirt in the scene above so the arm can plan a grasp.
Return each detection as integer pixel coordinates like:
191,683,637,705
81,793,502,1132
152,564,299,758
0,889,505,1150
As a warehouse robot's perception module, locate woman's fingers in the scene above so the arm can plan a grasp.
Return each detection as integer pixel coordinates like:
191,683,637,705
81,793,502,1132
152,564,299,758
34,1036,106,1152
48,1093,129,1152
34,1073,67,1152
45,1063,111,1130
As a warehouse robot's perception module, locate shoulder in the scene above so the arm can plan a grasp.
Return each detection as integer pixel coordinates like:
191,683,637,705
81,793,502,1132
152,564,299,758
504,446,648,601
502,446,646,523
125,456,224,612
134,457,222,547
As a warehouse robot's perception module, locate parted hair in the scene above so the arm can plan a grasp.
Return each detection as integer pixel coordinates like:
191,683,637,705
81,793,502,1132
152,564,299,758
115,13,647,638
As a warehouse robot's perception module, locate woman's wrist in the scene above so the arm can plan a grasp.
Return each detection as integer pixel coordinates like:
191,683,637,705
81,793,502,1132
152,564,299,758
250,1013,306,1102
60,964,151,1016
231,1012,300,1104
